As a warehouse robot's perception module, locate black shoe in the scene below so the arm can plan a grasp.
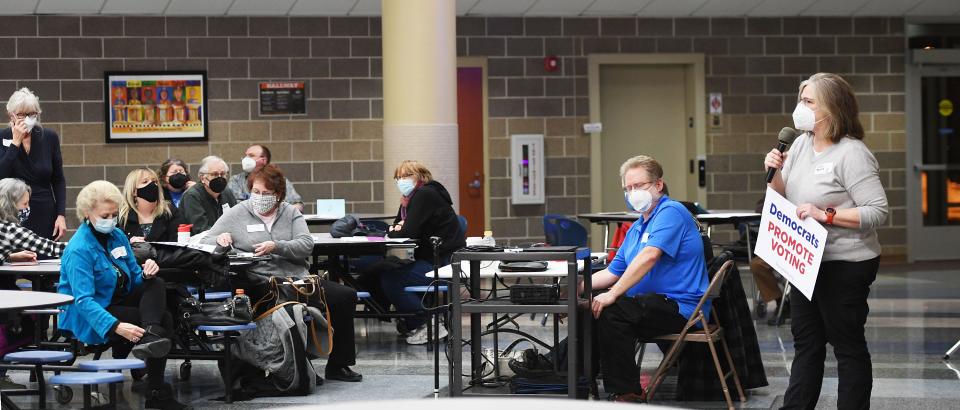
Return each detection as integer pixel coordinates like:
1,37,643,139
508,348,555,379
768,301,791,326
132,326,172,360
607,391,646,403
316,375,324,386
145,384,192,410
131,367,146,382
325,366,362,382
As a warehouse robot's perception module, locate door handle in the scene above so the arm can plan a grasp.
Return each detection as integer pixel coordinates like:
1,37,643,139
468,171,482,189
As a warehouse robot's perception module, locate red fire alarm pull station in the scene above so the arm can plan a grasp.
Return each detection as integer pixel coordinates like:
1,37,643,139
543,55,559,72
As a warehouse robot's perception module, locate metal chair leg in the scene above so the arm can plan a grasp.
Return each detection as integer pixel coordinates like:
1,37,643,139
945,338,960,360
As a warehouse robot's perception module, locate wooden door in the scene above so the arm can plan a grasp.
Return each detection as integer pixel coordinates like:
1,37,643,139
457,67,484,236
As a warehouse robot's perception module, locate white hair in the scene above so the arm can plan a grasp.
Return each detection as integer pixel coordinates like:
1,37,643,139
75,180,123,221
198,155,228,176
0,178,31,224
6,88,42,116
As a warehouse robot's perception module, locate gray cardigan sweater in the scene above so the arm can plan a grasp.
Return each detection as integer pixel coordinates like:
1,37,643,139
201,200,313,278
781,133,888,262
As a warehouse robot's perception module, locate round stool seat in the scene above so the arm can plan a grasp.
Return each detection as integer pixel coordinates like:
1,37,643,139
78,359,145,371
50,372,124,385
4,350,73,363
192,291,232,301
356,291,371,299
196,323,256,332
404,285,448,293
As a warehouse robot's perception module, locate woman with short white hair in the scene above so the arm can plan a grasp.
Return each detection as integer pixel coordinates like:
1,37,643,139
0,88,68,240
57,181,189,410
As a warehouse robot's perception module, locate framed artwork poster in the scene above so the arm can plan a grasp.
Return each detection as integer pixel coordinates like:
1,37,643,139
104,71,208,143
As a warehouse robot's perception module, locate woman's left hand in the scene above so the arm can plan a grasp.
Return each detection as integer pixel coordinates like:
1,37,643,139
253,241,276,256
9,251,37,263
796,203,827,223
52,215,67,241
141,259,159,279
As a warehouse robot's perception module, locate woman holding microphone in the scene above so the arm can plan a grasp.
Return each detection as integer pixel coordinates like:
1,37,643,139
765,73,887,409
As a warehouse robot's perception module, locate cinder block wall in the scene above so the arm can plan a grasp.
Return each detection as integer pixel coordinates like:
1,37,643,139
2,16,905,254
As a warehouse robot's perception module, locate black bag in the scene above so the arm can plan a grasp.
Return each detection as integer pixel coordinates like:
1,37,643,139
330,215,387,238
250,275,333,356
180,296,252,326
132,242,229,287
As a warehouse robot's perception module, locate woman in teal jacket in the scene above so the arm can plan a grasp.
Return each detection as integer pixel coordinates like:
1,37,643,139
57,181,190,410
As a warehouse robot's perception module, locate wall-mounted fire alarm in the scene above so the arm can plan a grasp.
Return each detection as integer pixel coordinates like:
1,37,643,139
543,55,559,72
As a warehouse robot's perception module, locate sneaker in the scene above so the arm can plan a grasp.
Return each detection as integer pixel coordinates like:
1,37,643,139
132,326,172,360
607,391,646,403
508,348,555,379
405,324,448,345
0,375,26,390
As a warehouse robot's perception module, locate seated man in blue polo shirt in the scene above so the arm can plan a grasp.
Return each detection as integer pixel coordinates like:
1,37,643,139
589,155,710,402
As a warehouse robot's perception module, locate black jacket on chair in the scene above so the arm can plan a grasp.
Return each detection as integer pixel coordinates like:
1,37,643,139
392,180,465,262
119,207,183,242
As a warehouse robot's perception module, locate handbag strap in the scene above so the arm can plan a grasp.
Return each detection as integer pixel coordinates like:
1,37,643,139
308,285,334,355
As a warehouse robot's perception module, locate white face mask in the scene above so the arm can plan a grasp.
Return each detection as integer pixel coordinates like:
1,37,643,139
241,157,257,173
22,116,37,131
626,189,654,213
250,192,277,215
792,103,817,131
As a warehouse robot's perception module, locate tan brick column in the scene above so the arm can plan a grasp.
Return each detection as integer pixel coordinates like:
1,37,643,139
381,0,459,212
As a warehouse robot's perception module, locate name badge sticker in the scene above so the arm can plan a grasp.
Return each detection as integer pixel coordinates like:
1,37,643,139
2,139,11,147
814,162,834,175
110,246,127,259
641,232,650,244
246,224,266,233
222,204,230,212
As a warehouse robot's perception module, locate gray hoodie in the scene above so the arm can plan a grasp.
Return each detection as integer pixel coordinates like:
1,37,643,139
201,200,313,278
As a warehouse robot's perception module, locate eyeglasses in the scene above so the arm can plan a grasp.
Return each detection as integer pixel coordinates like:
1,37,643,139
622,181,655,193
13,112,38,119
395,173,414,180
204,172,228,178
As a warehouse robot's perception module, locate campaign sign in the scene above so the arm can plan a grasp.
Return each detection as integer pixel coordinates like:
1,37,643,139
754,187,828,301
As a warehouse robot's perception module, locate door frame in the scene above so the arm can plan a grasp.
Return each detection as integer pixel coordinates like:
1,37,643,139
905,59,960,262
457,56,491,232
587,54,707,249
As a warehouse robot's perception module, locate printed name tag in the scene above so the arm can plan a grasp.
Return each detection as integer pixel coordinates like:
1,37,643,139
641,232,650,244
814,162,834,175
246,224,266,233
2,139,11,147
110,246,127,259
222,204,230,212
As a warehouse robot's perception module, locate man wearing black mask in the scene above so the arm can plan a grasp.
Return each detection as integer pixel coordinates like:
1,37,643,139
178,156,237,235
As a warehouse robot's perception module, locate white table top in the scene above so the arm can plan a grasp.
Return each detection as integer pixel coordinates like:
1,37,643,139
311,233,412,244
0,259,62,275
0,290,72,311
430,260,585,279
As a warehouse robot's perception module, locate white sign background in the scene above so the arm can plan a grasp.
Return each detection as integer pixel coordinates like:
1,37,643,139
754,187,828,300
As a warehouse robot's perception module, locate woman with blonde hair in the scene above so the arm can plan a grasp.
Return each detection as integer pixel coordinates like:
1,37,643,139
118,167,182,243
58,181,190,410
0,88,67,240
764,73,887,409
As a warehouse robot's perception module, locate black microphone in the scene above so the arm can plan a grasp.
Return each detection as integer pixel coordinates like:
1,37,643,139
766,127,799,183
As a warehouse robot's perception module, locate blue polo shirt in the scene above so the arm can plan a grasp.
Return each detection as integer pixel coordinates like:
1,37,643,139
608,195,710,320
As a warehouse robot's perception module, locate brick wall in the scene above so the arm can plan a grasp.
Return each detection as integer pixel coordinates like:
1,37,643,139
2,15,906,254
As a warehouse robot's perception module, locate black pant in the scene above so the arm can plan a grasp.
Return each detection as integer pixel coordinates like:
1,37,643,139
781,257,880,410
107,278,174,390
320,279,358,369
598,293,687,394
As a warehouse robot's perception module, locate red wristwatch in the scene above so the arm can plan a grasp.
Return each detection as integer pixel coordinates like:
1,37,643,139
824,207,836,225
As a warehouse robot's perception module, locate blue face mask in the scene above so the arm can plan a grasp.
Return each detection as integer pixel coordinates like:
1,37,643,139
90,216,116,234
17,207,30,225
396,178,416,197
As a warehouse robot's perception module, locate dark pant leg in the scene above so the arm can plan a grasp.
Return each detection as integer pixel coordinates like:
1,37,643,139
320,279,357,369
598,293,687,395
107,283,174,390
780,281,828,410
118,278,169,328
379,259,435,329
819,258,879,410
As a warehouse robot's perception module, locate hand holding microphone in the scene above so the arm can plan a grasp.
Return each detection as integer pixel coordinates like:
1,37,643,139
765,127,799,183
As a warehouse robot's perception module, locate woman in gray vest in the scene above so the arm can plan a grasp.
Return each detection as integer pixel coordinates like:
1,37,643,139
765,72,888,410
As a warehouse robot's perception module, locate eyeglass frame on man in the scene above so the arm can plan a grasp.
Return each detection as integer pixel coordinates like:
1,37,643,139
622,180,656,193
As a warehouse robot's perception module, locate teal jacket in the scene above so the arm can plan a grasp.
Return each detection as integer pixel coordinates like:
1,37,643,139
57,222,143,345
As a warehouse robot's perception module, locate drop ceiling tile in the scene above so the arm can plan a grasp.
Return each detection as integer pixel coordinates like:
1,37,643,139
165,0,233,16
639,0,708,17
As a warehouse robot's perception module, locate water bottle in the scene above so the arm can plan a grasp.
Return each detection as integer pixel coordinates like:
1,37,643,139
233,289,252,321
482,230,496,247
177,224,192,243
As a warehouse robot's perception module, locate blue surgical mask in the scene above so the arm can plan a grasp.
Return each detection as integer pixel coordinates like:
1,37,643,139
17,207,30,224
396,178,416,197
90,216,116,234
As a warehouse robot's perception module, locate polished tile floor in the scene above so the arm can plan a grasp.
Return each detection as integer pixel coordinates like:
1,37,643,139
7,260,960,409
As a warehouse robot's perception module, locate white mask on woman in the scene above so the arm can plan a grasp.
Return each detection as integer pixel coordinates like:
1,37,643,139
792,103,818,131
